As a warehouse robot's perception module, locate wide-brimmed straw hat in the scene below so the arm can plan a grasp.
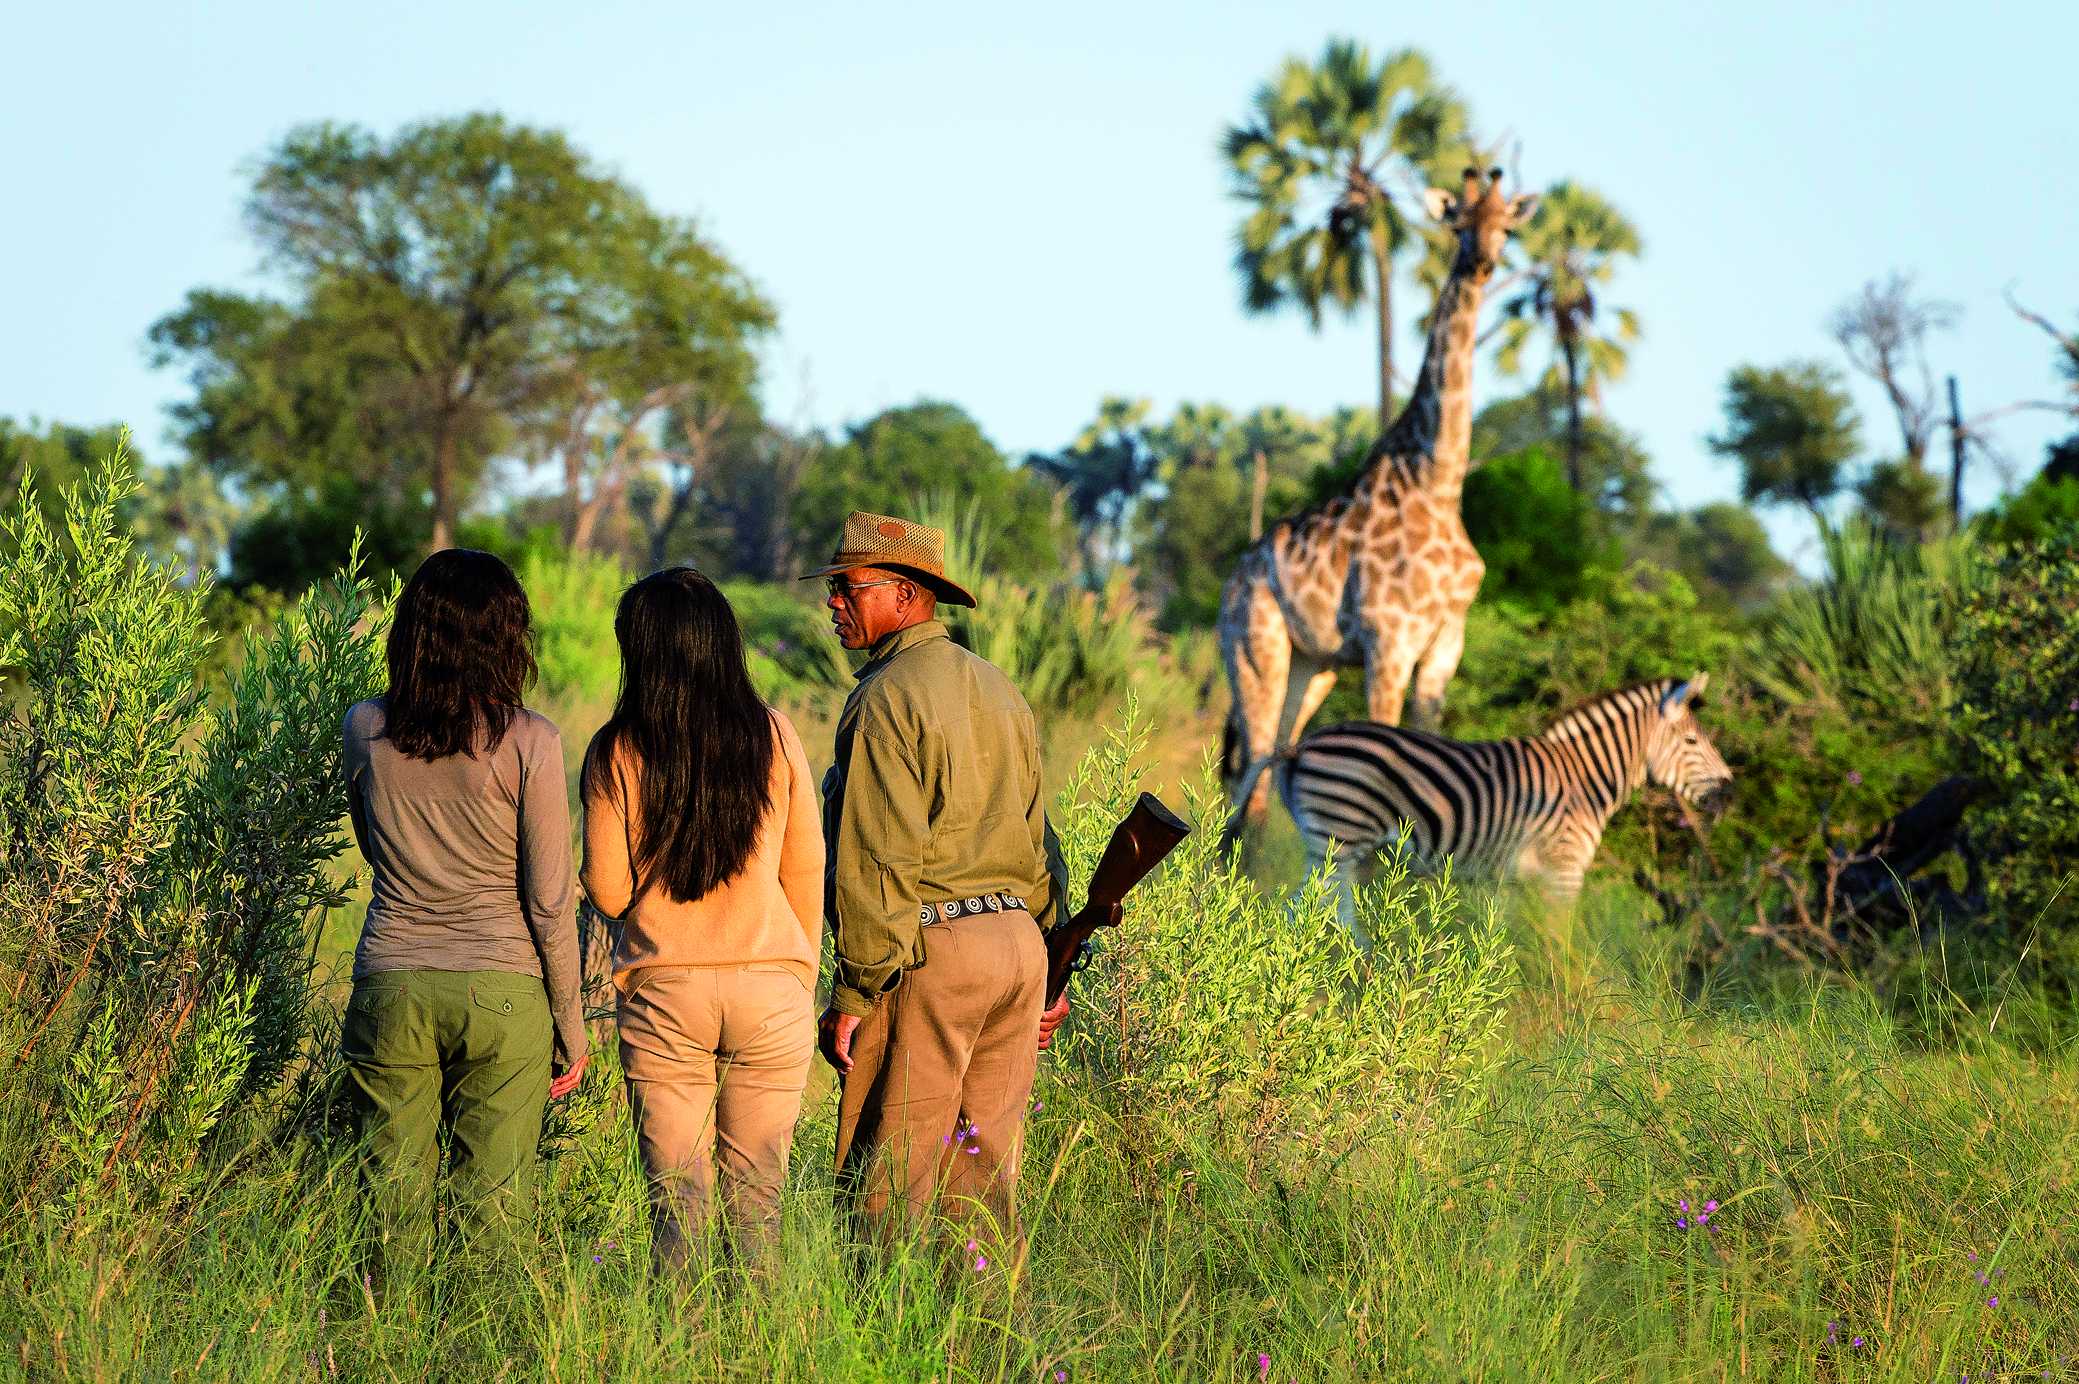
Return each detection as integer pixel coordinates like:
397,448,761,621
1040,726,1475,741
800,510,978,609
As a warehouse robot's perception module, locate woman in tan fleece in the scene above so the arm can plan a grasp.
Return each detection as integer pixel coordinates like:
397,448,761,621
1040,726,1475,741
579,567,823,1270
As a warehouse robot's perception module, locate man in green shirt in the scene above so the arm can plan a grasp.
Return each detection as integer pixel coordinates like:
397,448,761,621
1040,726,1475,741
807,510,1069,1248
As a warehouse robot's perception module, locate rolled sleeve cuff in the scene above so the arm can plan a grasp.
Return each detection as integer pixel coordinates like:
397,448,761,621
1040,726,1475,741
829,984,879,1019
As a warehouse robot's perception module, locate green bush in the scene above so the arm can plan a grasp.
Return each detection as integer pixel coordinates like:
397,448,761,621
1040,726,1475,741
1952,527,2079,942
0,452,385,1215
1461,446,1622,616
1053,702,1513,1173
1748,519,1979,734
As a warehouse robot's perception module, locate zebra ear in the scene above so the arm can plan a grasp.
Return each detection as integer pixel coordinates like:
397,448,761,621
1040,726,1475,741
1662,673,1708,713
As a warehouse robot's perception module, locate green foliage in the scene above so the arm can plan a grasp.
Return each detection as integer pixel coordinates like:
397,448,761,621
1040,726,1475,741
150,112,774,580
1056,705,1514,1170
1447,564,1745,738
789,402,1067,585
1976,471,2079,547
1748,520,1978,732
722,580,852,705
1223,40,1471,414
1626,501,1792,611
1951,528,2079,943
1856,457,1947,543
1461,447,1621,614
1709,360,1861,518
1494,182,1644,490
1471,388,1655,522
0,450,386,1215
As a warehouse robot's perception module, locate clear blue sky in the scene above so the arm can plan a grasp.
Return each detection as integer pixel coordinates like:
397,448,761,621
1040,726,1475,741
5,0,2075,565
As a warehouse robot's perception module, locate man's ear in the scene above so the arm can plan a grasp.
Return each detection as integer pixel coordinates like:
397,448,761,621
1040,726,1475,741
1423,187,1458,221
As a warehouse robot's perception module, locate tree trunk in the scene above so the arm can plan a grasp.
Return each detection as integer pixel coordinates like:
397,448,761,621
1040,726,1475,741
1370,222,1395,421
1249,449,1269,542
1946,374,1966,531
1561,334,1585,494
430,423,456,552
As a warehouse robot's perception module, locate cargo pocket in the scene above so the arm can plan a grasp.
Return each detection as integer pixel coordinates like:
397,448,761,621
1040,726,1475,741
340,979,409,1066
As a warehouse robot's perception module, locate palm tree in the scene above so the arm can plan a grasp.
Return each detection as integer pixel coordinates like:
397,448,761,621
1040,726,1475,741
1495,181,1643,493
1224,40,1470,420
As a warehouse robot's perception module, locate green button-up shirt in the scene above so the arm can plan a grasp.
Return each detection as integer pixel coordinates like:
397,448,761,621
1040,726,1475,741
821,619,1067,1018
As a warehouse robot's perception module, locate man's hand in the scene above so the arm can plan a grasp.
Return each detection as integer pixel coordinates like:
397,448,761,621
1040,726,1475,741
1036,992,1070,1052
819,1006,861,1075
549,1052,589,1101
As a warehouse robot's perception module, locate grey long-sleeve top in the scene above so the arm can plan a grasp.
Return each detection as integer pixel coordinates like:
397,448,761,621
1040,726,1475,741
343,699,587,1069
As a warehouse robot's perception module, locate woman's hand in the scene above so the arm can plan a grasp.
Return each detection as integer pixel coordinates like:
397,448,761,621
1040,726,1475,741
549,1052,589,1100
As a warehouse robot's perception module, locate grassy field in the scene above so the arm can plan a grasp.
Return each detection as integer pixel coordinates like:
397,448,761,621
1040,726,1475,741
15,672,2079,1381
7,497,2077,1380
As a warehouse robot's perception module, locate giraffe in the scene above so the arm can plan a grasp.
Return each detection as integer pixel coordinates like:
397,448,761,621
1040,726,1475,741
1219,168,1537,821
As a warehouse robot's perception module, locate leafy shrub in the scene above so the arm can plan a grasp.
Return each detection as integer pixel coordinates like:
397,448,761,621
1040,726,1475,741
1748,519,1979,734
1976,472,2079,548
1461,446,1622,615
1053,702,1513,1174
0,453,385,1213
721,580,852,704
1952,527,2079,942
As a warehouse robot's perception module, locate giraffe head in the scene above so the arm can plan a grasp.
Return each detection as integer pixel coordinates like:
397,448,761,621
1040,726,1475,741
1422,167,1537,284
1643,674,1734,809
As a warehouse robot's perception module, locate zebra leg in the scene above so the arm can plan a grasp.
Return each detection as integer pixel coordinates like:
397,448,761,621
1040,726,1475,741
1303,832,1367,951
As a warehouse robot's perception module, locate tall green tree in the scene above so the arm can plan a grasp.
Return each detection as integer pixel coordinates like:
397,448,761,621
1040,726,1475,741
1224,40,1470,418
1709,361,1862,525
1471,389,1654,522
151,113,771,566
1494,181,1643,492
1828,273,1955,537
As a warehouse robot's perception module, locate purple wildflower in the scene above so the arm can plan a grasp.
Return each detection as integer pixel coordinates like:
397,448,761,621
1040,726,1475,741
1258,1354,1271,1381
1846,770,1864,786
1988,1296,1999,1308
592,1254,602,1263
973,1254,988,1271
1854,1337,1865,1349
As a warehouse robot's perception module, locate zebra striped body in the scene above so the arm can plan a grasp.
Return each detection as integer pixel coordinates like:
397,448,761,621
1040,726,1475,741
1258,677,1730,922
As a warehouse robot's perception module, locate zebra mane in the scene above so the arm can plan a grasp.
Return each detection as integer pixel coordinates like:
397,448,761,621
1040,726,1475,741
1538,680,1679,743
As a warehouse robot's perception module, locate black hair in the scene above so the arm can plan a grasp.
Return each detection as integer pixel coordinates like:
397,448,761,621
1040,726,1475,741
582,567,777,904
384,548,536,760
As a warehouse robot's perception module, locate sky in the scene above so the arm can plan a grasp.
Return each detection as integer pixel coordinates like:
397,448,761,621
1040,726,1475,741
4,0,2076,567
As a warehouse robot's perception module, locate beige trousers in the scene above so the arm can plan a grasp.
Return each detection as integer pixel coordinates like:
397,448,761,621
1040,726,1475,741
616,964,814,1270
834,908,1046,1250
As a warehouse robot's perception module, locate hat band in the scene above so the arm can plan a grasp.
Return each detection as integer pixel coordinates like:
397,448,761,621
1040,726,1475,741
825,552,945,575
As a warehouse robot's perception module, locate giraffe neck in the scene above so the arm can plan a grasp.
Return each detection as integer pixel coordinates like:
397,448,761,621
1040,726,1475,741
1365,247,1488,508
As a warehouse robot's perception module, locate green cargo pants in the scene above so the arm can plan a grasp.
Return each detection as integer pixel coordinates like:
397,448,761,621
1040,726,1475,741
341,969,553,1265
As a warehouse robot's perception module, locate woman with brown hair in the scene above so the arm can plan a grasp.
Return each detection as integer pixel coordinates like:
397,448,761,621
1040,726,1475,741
580,566,823,1272
340,549,586,1263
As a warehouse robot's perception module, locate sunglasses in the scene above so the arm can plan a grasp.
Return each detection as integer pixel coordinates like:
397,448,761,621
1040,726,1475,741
825,577,905,600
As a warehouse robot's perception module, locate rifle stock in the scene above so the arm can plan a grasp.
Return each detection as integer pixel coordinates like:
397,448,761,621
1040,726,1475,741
1043,792,1191,1006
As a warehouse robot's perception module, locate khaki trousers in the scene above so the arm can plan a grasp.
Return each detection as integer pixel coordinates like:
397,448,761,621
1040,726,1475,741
834,908,1046,1248
617,964,814,1270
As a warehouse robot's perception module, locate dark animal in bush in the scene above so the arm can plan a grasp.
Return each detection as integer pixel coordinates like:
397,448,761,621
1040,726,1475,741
1234,677,1730,926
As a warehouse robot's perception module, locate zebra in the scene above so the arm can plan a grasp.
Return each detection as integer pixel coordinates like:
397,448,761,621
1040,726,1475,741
1226,675,1732,929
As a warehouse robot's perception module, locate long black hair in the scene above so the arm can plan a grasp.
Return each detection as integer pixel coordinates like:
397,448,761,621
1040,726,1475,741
583,567,777,904
384,549,537,760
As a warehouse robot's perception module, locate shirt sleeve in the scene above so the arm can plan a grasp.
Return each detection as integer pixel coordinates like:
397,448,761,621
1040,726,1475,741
518,722,587,1071
774,716,827,956
342,705,372,862
829,703,933,1018
578,739,636,922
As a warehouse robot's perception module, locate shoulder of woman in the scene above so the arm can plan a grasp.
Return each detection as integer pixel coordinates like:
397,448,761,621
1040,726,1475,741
512,706,564,747
343,698,384,741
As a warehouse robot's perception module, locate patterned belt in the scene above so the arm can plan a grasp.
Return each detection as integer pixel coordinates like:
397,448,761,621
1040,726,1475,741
919,891,1028,925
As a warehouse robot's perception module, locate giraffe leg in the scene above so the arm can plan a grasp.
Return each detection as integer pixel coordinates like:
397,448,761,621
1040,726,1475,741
1220,583,1291,823
1280,662,1340,750
1407,615,1467,732
1358,619,1420,727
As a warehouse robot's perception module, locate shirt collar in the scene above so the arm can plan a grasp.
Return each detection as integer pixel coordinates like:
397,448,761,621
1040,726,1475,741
859,618,949,678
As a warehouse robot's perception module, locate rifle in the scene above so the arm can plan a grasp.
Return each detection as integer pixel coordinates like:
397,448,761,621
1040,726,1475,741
1043,792,1191,1006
